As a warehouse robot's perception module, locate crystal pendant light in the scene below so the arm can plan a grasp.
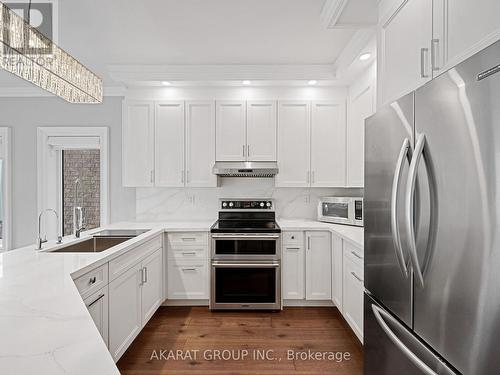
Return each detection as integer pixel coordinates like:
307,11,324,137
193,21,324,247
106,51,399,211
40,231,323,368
0,1,103,103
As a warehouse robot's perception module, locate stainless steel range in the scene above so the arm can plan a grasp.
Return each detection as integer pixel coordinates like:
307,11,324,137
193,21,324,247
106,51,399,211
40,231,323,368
210,199,281,310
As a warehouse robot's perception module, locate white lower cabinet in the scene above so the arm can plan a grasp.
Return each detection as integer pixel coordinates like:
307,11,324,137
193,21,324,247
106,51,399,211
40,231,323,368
109,247,164,362
283,242,305,300
109,262,143,361
331,234,343,311
168,260,209,299
84,286,109,348
342,246,364,342
305,231,332,300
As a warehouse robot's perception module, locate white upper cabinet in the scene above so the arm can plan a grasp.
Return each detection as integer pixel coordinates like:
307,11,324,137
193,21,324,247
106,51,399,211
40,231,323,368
246,100,277,161
122,101,155,187
276,101,311,187
216,101,247,161
379,0,433,105
311,101,346,187
347,82,375,187
185,101,217,187
155,101,185,187
305,231,332,300
433,0,500,72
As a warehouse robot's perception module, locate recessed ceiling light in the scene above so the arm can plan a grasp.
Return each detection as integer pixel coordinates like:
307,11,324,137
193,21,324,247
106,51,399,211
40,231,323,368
242,80,251,85
161,81,172,86
359,53,372,61
308,80,318,85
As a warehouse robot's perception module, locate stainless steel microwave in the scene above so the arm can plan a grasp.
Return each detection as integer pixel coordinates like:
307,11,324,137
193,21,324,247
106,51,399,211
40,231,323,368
317,197,363,227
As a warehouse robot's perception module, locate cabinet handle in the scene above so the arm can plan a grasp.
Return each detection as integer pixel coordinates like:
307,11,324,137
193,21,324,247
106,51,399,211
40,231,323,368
247,145,250,158
307,237,311,251
139,267,144,285
351,251,363,260
182,268,197,272
431,39,440,71
312,171,315,184
87,294,105,308
181,170,184,184
242,145,245,157
182,251,197,256
351,271,364,283
307,171,310,184
181,237,196,242
420,47,430,78
186,170,190,183
89,276,97,285
144,267,148,283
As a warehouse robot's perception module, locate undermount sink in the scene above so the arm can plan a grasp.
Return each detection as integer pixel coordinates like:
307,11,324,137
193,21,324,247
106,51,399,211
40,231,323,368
51,236,132,253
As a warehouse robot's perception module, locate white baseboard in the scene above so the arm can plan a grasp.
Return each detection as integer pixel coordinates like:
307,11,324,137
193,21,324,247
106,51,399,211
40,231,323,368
283,299,335,307
162,299,209,306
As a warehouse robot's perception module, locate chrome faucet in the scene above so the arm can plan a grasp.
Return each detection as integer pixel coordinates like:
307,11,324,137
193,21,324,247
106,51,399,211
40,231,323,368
37,209,62,250
73,179,86,238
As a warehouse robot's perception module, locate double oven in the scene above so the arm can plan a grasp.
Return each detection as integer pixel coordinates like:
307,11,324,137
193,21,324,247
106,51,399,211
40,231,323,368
210,199,281,310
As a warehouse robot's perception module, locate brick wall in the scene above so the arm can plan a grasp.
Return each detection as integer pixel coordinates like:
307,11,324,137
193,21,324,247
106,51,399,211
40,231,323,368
62,150,101,236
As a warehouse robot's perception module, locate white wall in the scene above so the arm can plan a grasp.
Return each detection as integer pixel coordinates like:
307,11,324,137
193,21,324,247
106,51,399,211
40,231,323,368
129,86,362,221
0,96,135,249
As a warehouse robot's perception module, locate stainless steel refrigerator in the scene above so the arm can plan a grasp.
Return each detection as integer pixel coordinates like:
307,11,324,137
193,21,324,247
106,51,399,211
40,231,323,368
364,40,500,375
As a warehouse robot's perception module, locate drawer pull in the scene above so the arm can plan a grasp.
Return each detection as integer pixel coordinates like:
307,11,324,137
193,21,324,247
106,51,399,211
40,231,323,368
181,251,197,256
144,267,148,283
351,271,364,283
351,251,363,259
87,294,104,308
182,268,197,272
89,276,97,285
287,247,301,251
182,238,196,241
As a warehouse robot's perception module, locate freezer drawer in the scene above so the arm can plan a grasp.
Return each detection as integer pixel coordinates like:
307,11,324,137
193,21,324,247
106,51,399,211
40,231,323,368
364,293,457,375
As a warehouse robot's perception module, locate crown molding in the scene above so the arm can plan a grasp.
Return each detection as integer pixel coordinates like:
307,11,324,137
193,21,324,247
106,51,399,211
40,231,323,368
107,64,337,86
0,86,126,98
320,0,349,29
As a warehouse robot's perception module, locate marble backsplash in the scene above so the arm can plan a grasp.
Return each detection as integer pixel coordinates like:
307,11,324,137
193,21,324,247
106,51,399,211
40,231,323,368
136,178,363,222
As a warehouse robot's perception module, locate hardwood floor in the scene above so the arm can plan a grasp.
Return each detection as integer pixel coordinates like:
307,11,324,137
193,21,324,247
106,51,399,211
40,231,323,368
117,307,363,375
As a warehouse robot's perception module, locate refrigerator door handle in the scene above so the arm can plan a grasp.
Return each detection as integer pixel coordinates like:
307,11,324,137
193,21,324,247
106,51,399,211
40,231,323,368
372,304,438,375
405,133,426,288
391,137,411,278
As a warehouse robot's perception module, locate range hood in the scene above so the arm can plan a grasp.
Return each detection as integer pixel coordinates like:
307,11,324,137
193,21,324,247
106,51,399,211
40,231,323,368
212,161,279,177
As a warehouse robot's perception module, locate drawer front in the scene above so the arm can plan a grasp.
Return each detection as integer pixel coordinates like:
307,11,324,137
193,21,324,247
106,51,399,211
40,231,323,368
167,260,209,299
282,231,304,246
168,245,208,260
168,232,208,247
344,240,364,265
74,264,109,299
109,236,162,281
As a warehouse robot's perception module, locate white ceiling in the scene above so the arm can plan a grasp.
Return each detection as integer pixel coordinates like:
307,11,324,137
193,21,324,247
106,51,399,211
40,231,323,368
0,0,373,88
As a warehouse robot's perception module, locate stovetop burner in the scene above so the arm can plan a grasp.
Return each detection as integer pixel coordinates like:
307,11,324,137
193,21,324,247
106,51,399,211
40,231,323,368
210,199,280,234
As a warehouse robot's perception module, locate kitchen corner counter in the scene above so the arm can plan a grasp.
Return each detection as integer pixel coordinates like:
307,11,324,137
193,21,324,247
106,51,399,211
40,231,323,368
277,219,364,248
0,221,213,375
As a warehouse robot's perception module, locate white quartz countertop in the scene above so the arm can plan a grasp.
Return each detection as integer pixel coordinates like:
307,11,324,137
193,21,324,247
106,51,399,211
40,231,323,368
0,219,362,374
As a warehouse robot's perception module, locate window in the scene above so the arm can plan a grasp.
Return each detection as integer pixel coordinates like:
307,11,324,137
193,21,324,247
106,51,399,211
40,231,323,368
37,127,109,238
0,128,11,251
62,150,101,236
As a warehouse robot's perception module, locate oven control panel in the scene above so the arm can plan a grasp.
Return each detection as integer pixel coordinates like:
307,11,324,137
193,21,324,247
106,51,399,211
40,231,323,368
221,200,273,210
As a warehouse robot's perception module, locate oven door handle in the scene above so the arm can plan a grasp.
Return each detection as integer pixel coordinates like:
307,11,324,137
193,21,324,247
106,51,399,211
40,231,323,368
211,234,280,239
212,262,280,268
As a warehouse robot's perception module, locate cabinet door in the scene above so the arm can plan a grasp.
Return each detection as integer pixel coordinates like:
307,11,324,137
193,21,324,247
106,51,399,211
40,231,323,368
141,249,163,326
247,100,277,161
216,101,246,161
305,231,332,300
122,101,154,187
276,101,311,187
433,0,500,72
283,244,305,300
84,286,109,348
168,260,209,299
379,0,433,105
311,101,346,187
109,263,142,362
343,255,364,342
185,101,216,187
331,235,343,312
155,101,185,187
347,85,374,187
